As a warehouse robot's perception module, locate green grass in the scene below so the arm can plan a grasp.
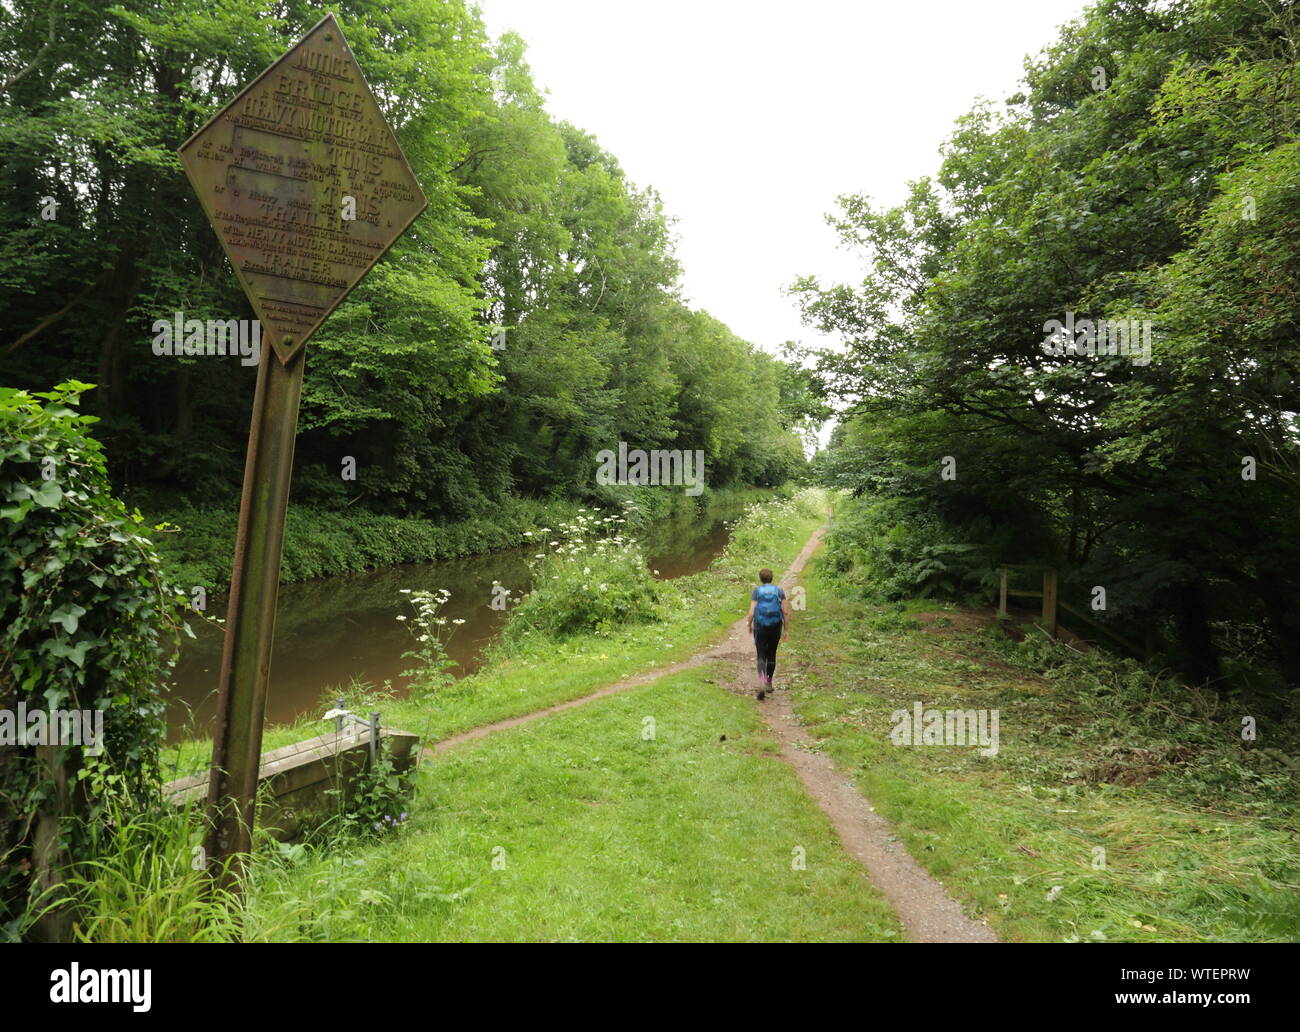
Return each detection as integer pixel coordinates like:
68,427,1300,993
243,668,904,942
781,554,1300,944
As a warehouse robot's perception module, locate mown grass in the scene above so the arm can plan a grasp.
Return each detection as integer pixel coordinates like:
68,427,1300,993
243,667,904,942
782,554,1300,943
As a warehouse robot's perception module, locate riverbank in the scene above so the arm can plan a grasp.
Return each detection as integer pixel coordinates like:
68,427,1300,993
162,489,827,779
160,487,780,741
140,483,785,592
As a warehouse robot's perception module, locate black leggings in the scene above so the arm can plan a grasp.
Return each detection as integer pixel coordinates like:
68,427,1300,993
754,622,782,679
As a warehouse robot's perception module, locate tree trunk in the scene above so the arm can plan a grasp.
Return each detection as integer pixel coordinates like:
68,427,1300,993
28,745,76,942
95,262,146,419
1172,576,1221,686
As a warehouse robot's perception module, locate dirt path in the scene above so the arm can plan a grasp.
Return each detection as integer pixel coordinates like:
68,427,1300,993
429,522,998,943
428,656,705,753
701,526,999,942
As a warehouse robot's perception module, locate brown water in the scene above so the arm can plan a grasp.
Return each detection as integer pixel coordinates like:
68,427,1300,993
165,503,745,741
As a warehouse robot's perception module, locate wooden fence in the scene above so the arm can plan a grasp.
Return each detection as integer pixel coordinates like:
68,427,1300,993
996,564,1147,657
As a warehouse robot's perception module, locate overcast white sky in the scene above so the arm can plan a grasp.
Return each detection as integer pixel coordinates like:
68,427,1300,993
475,0,1095,358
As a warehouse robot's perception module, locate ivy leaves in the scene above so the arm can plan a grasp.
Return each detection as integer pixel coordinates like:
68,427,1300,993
2,381,191,926
47,603,85,634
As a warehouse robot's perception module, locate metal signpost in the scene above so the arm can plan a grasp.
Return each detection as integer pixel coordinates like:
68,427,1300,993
177,13,427,884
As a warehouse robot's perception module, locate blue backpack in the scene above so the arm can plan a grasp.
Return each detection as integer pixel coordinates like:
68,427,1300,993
754,583,784,628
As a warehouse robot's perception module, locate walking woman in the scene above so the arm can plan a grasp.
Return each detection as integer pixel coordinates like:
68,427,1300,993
746,567,789,700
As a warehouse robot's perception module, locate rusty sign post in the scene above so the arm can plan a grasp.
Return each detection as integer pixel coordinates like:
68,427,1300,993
177,13,427,884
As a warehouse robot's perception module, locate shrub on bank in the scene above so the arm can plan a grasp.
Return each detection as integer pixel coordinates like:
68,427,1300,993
504,488,826,643
145,495,592,591
713,487,827,578
503,509,661,639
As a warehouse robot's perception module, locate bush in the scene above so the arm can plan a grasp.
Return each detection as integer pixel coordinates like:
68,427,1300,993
823,493,996,601
713,487,827,578
144,483,785,593
147,494,618,591
502,508,661,639
0,382,189,937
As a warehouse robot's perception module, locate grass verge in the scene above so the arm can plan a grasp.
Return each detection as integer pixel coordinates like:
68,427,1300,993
243,666,904,942
782,552,1300,943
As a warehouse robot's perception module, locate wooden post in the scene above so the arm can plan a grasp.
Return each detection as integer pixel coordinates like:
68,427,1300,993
204,343,304,885
998,568,1008,616
1041,567,1058,638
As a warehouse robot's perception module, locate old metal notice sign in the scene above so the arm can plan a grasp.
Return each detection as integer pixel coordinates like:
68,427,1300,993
178,13,427,364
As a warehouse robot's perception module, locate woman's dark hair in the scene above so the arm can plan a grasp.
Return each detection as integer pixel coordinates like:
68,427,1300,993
758,568,773,583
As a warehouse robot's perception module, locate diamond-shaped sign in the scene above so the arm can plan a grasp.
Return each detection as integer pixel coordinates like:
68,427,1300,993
178,13,427,364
